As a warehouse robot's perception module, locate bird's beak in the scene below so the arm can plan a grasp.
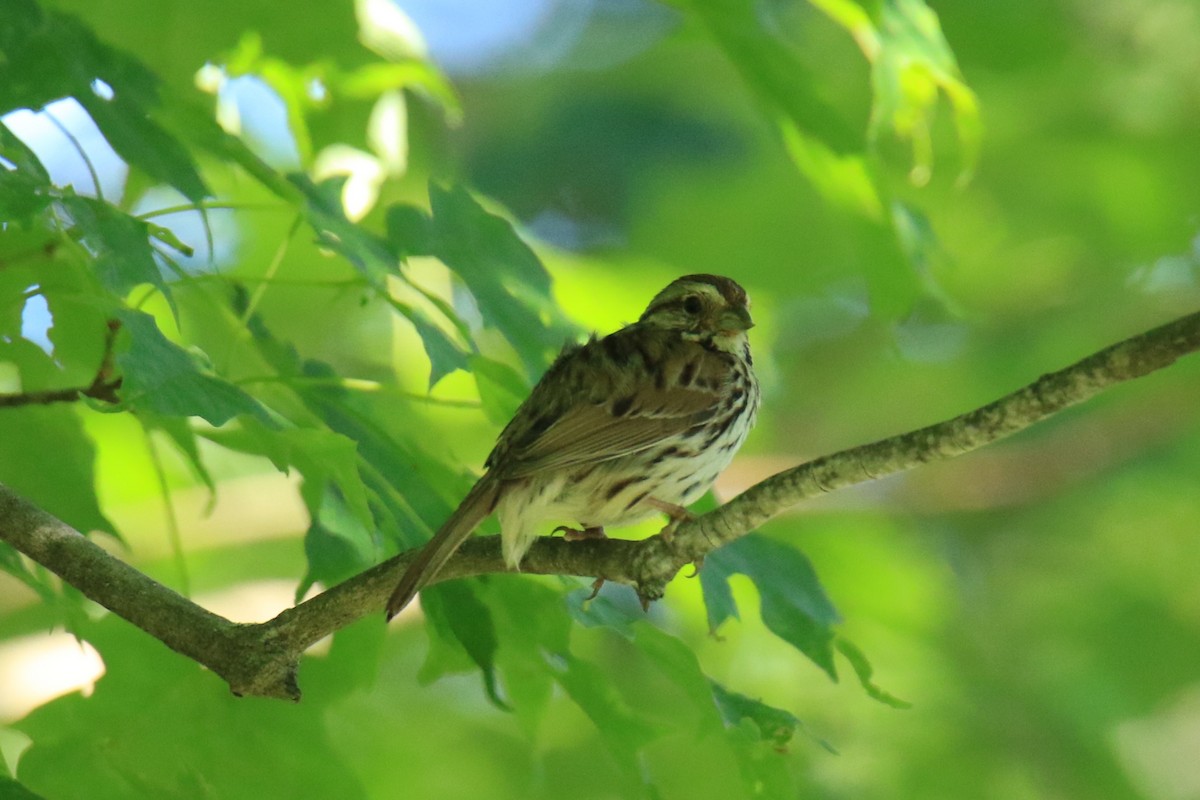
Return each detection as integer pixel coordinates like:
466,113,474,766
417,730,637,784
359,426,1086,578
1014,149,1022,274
718,306,754,333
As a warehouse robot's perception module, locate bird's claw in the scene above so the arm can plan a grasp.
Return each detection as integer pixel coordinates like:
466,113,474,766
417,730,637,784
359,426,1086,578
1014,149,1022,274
647,497,696,542
553,525,608,542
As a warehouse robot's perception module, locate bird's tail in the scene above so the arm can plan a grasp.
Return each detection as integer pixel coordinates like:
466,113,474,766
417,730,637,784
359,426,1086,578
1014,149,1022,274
385,477,500,620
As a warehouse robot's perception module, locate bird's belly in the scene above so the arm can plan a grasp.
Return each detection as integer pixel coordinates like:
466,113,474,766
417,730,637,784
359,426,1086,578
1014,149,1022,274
554,432,746,528
496,396,756,568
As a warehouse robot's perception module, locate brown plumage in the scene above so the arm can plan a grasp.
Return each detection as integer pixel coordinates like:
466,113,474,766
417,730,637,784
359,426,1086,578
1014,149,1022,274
385,274,760,619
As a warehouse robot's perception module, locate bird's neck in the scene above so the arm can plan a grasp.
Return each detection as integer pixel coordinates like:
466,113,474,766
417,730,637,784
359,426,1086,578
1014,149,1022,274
687,329,749,356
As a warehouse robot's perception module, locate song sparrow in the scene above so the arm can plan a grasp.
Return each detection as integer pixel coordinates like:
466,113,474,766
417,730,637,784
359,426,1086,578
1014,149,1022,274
386,274,760,619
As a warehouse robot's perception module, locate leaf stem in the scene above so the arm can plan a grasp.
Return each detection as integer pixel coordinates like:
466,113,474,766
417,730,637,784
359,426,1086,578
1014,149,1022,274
137,201,283,220
236,214,303,329
46,109,104,201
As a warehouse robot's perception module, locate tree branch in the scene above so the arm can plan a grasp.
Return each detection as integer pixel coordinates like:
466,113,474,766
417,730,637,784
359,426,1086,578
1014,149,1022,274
2,310,1198,700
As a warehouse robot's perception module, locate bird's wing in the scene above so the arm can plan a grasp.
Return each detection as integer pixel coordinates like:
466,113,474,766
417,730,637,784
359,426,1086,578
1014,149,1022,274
496,333,732,478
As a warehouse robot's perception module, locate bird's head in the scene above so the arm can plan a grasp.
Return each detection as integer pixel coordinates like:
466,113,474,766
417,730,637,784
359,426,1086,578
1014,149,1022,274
639,274,754,349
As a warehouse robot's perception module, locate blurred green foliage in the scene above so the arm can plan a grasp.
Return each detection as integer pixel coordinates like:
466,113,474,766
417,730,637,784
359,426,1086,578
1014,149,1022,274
1,0,1199,797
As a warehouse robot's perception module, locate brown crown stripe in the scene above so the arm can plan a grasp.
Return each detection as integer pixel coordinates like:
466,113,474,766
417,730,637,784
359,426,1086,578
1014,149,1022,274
674,274,748,306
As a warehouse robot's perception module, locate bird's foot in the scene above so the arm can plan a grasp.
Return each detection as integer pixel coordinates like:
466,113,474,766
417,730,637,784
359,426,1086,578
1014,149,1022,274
585,577,606,600
645,497,695,542
553,525,607,542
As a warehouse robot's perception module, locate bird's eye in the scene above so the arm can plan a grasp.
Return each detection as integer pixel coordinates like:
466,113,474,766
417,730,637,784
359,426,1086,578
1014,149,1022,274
682,296,703,315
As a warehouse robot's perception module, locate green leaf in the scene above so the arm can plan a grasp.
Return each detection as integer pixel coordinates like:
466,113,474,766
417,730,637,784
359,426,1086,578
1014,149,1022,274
4,242,117,390
680,0,861,155
698,549,741,630
200,418,371,530
468,354,527,427
681,0,974,315
0,119,49,180
219,32,320,164
0,0,78,111
0,257,38,342
0,335,59,401
0,541,56,602
14,616,368,800
700,534,840,679
294,177,471,386
234,302,463,548
547,649,659,770
836,636,912,709
712,683,799,748
778,120,921,318
627,624,760,797
233,434,374,593
805,0,982,183
43,290,111,389
155,97,303,204
632,623,728,720
384,202,433,259
779,121,884,220
873,0,981,183
296,365,462,549
565,590,642,638
0,776,48,800
420,184,567,376
484,578,571,734
299,487,376,596
304,613,388,702
295,175,395,281
417,581,508,709
139,413,215,496
0,406,115,537
114,309,268,426
144,220,195,258
80,93,209,203
58,195,169,300
381,294,469,387
709,680,805,751
0,120,51,224
0,0,209,202
337,61,463,125
0,165,50,225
